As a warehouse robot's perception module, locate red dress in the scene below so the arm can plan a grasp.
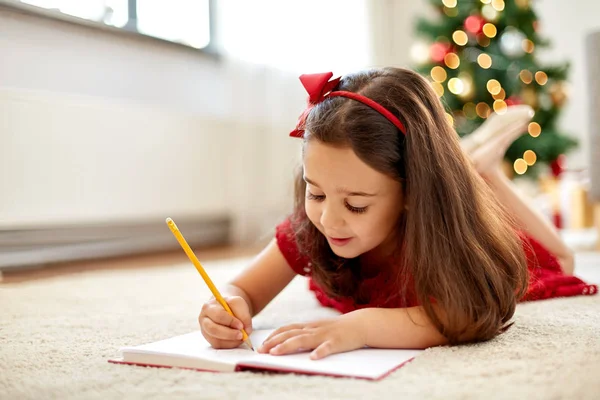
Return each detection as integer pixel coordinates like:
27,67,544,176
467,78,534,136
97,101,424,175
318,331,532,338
275,218,597,314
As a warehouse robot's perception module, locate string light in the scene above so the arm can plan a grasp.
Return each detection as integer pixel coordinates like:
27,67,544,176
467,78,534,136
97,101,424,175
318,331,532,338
492,88,506,100
528,122,541,137
520,70,533,84
522,39,535,53
521,88,537,108
410,41,430,65
453,30,469,46
482,5,499,20
480,0,492,4
535,71,548,85
465,16,485,34
458,73,474,99
444,53,461,69
463,102,477,119
514,159,528,175
448,77,464,94
477,53,492,69
486,79,502,95
431,81,445,97
523,150,537,166
431,66,448,82
431,41,451,63
483,23,497,38
493,100,508,114
491,0,505,11
476,102,491,118
442,0,457,7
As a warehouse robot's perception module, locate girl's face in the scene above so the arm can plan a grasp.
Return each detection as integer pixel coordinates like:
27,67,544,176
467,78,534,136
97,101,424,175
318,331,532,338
303,140,404,260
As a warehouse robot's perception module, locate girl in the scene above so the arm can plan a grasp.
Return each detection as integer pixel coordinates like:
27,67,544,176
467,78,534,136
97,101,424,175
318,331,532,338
199,67,596,360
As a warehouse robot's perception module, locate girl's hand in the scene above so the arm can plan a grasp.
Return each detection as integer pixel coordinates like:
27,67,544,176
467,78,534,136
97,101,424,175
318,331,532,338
199,296,253,349
258,315,368,360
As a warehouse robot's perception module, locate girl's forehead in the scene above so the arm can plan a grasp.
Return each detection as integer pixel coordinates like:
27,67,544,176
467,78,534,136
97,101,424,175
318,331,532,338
303,141,399,192
303,141,371,174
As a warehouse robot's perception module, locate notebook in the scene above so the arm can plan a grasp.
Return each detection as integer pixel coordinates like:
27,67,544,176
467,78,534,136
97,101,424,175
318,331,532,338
109,329,422,380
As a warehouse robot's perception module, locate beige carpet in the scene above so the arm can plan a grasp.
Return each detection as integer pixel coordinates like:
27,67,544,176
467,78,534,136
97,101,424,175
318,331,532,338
2,253,600,400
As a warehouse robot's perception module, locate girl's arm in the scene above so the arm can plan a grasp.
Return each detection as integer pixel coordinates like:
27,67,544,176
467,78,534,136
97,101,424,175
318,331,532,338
225,239,297,316
353,307,448,349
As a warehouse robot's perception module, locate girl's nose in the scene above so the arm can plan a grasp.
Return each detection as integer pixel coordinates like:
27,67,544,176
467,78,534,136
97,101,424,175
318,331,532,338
320,203,345,231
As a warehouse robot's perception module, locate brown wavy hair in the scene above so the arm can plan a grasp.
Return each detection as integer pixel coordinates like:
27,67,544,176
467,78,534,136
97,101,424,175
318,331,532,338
292,67,529,344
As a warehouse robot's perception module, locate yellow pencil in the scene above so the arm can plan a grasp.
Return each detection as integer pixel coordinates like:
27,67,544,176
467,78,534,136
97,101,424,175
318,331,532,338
166,217,254,351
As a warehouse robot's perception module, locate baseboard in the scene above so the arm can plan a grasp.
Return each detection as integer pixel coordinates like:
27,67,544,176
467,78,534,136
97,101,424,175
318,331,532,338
0,215,230,271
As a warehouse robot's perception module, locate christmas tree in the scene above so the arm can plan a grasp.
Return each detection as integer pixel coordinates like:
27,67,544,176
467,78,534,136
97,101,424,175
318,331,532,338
412,0,577,178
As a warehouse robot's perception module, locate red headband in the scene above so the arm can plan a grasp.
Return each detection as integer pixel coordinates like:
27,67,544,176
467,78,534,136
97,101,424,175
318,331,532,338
289,72,407,137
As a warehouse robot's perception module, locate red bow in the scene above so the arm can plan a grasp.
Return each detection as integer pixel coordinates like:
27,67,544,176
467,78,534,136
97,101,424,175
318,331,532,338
289,72,407,137
290,72,341,138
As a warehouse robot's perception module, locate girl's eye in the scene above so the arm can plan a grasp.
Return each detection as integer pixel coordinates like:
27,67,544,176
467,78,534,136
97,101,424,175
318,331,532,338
345,203,368,214
306,192,325,201
307,192,368,214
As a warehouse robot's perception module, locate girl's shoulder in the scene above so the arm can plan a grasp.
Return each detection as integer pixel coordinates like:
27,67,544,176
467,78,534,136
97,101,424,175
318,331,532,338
275,216,312,276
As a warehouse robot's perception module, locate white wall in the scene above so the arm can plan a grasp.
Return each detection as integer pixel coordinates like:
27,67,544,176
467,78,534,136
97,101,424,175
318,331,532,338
533,0,600,169
0,88,230,227
366,0,434,68
0,6,304,242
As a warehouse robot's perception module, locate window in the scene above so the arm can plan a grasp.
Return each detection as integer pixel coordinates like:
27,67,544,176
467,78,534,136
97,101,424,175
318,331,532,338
16,0,212,50
218,0,370,73
137,0,210,49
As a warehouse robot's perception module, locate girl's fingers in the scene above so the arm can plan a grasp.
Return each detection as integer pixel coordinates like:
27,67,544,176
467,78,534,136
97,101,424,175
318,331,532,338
263,324,306,343
202,318,244,341
260,329,306,353
206,307,244,330
310,340,337,360
268,334,320,356
227,297,253,333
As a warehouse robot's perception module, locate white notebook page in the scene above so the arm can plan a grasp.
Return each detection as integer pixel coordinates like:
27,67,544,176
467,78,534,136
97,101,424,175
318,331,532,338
119,330,422,379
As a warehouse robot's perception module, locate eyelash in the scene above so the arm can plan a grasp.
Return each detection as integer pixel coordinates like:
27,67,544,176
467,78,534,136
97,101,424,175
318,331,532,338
306,193,368,214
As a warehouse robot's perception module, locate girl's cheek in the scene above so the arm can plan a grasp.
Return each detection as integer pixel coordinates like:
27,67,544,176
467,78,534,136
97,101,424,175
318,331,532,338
305,204,320,227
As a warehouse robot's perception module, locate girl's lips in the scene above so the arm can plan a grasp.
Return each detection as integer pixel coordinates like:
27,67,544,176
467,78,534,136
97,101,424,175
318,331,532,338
328,237,353,246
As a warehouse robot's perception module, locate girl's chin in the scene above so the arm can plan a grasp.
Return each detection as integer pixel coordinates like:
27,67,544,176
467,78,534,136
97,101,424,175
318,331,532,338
329,244,362,259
